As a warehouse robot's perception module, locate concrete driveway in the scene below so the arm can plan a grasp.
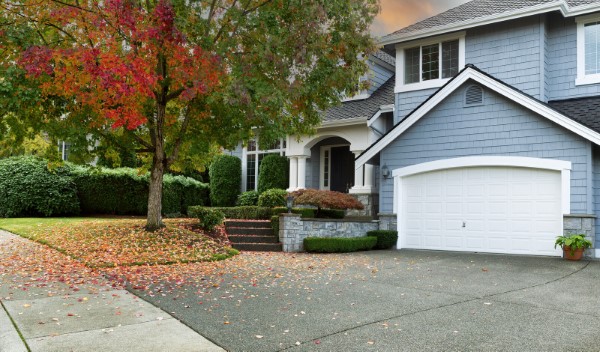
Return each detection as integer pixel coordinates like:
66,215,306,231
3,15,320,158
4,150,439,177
136,250,600,352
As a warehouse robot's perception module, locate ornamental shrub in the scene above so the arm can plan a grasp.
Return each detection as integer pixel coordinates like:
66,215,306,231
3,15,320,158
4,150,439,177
272,207,316,218
257,188,287,208
189,207,225,231
290,189,364,213
257,154,288,193
367,230,398,249
237,190,259,206
0,156,80,217
189,206,272,220
209,155,241,206
303,236,377,253
318,209,345,219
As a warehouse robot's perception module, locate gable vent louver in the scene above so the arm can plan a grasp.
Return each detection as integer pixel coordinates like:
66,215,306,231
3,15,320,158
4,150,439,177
465,85,483,106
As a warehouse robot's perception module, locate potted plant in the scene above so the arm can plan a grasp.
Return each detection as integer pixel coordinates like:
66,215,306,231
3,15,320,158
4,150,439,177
554,234,593,261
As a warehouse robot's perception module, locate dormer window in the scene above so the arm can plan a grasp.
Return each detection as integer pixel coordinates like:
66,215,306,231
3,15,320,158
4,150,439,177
396,32,465,93
576,14,600,85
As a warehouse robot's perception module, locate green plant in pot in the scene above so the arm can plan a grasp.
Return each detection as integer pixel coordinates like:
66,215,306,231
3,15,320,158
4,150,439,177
554,234,593,261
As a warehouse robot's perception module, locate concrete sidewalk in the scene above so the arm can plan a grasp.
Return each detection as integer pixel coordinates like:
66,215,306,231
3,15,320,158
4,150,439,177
0,230,224,352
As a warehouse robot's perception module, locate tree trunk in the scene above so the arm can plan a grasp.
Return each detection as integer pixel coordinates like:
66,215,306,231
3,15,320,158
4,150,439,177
146,104,167,231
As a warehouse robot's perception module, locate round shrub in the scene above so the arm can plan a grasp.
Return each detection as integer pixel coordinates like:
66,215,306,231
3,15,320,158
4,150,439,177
190,207,225,231
367,230,398,249
0,156,80,217
237,190,259,206
257,154,288,193
209,155,241,207
257,188,287,208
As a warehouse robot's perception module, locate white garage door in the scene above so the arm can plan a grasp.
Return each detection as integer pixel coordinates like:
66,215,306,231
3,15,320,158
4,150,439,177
401,167,562,256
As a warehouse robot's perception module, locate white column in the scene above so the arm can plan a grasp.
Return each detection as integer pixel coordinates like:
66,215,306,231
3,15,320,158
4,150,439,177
350,151,366,194
364,164,374,189
288,157,298,191
297,156,307,190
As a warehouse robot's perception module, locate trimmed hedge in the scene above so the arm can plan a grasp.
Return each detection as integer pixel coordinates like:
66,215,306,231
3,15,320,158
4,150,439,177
257,154,288,193
257,188,287,208
191,207,225,231
271,215,279,233
0,156,80,217
209,155,241,207
189,206,272,220
71,167,208,215
303,236,377,253
237,190,259,206
318,209,345,219
272,207,316,218
367,230,398,249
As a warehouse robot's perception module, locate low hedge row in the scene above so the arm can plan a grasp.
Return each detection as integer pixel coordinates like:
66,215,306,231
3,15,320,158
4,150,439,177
303,236,377,253
189,206,273,220
367,230,398,250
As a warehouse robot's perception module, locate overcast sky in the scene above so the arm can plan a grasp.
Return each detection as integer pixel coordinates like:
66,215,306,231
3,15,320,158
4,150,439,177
372,0,471,37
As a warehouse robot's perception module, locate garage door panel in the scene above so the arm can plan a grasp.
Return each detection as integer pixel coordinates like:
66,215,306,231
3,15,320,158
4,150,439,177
401,166,562,256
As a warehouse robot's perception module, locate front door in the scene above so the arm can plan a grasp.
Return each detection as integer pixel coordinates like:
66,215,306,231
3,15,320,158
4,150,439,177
330,146,355,193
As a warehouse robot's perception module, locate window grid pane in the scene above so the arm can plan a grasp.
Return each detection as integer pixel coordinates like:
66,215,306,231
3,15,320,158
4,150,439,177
442,40,459,78
585,22,600,75
323,150,329,187
247,154,256,190
421,44,439,81
404,47,420,84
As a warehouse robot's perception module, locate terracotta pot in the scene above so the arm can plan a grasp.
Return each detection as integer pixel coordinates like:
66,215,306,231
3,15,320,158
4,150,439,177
563,246,585,261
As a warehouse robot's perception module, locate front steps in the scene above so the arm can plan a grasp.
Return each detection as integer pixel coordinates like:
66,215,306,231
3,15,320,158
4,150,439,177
225,220,282,252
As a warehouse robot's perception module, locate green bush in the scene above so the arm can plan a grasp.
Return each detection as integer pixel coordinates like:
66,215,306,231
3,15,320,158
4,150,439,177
303,236,377,253
189,206,272,220
209,155,241,206
318,209,345,219
257,154,288,193
0,156,80,217
237,190,259,206
367,230,398,249
71,167,208,215
258,188,287,208
191,207,225,231
271,215,280,233
272,207,316,218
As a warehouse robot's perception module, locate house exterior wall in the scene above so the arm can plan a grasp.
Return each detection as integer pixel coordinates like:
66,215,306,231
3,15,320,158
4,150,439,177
306,137,349,190
546,12,600,101
368,62,394,96
380,83,592,214
593,146,600,249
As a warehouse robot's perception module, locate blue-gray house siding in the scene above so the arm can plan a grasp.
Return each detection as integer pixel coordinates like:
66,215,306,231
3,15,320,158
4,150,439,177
368,62,394,96
380,82,592,217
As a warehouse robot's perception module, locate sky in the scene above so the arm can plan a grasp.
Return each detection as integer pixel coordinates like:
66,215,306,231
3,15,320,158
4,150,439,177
371,0,471,37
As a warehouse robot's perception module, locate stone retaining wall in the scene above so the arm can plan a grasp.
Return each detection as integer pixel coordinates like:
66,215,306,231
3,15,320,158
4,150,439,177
279,214,379,252
563,214,596,258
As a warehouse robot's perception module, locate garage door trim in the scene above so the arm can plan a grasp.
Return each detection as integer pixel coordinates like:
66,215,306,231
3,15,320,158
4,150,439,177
392,156,572,251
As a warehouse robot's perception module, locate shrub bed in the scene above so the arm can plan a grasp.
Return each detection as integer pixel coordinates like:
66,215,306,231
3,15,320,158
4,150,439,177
209,155,241,206
0,156,80,217
189,207,225,231
237,190,259,206
272,207,316,218
257,188,287,208
189,206,272,220
303,236,377,253
367,230,398,249
257,154,288,193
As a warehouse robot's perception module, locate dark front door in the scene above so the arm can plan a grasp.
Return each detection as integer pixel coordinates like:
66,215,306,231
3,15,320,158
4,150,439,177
330,146,355,193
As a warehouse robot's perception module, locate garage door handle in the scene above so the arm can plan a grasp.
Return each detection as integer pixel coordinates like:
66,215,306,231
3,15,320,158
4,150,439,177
462,222,466,228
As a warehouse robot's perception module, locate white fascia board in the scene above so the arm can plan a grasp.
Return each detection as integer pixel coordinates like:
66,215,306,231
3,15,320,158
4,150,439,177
380,104,394,112
355,67,600,169
379,1,599,47
367,105,394,127
320,117,367,128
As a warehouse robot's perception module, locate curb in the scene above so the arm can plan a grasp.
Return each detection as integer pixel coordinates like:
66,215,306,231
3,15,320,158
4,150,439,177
0,300,28,352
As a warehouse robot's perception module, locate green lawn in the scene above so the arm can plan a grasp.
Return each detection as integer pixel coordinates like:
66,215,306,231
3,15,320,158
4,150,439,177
0,217,112,236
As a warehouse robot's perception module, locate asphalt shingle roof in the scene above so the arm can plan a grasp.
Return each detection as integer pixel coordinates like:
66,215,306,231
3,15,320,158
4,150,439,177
549,96,600,133
323,76,395,122
383,0,600,41
371,50,395,66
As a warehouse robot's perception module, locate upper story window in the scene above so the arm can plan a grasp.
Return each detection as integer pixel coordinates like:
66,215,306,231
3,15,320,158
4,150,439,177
395,32,465,93
576,14,600,86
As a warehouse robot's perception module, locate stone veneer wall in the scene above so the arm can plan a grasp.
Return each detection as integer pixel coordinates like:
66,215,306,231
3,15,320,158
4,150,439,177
347,194,379,218
279,214,379,252
563,214,596,258
378,213,397,231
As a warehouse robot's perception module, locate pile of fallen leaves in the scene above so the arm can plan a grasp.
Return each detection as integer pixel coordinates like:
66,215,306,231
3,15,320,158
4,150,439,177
21,219,238,268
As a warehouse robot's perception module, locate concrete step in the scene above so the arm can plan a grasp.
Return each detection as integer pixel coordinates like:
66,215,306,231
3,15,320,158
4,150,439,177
226,227,274,236
225,220,272,229
232,243,283,252
228,235,279,244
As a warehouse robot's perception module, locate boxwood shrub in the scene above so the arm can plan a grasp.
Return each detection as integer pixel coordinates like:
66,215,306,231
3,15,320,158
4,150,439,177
190,207,225,231
257,188,287,208
209,155,241,206
237,190,259,206
367,230,398,250
304,236,377,253
272,207,316,218
189,206,272,220
257,154,288,193
0,156,80,217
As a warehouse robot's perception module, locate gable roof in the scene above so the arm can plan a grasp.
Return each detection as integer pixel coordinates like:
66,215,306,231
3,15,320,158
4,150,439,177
323,75,395,122
380,0,600,46
355,65,600,168
549,96,600,132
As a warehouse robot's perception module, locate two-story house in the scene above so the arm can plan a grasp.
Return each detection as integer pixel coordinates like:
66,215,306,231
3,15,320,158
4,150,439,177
234,0,600,258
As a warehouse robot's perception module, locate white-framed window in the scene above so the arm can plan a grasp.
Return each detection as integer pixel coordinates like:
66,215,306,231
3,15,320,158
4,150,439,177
319,144,349,190
242,138,286,191
58,141,70,161
576,14,600,86
395,32,465,93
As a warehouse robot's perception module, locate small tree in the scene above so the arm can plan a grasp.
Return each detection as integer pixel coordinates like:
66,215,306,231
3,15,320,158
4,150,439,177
257,155,288,193
290,189,364,218
209,155,241,207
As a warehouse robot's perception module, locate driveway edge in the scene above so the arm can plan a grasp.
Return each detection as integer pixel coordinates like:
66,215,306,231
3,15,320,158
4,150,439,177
0,300,29,352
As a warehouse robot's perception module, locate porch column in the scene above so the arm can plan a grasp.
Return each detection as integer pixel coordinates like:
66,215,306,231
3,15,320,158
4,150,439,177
350,150,364,193
297,156,307,189
364,164,374,190
288,157,298,191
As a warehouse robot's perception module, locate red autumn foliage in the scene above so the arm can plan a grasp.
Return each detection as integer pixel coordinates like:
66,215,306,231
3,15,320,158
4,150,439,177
290,189,364,211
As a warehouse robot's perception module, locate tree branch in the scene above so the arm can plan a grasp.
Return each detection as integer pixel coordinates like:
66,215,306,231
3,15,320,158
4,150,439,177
166,105,192,166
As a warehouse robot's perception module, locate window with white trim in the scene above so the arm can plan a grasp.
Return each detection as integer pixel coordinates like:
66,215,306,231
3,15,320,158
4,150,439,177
576,14,600,85
243,138,286,191
396,32,465,92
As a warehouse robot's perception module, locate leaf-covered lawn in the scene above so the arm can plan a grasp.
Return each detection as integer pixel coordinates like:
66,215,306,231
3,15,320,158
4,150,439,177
0,218,238,268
